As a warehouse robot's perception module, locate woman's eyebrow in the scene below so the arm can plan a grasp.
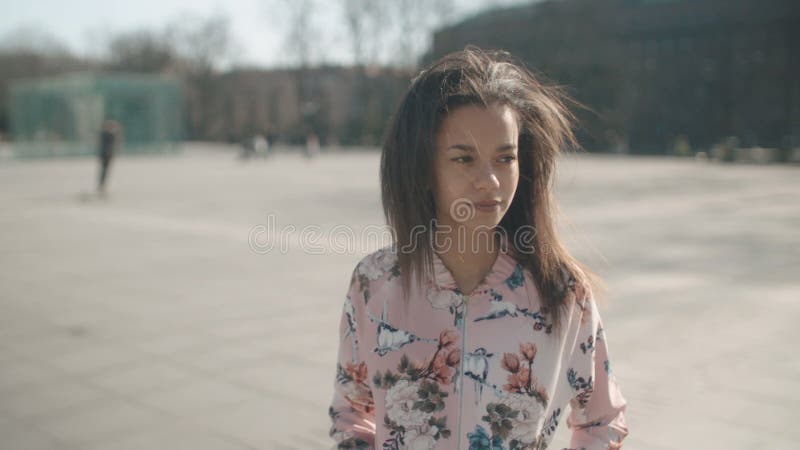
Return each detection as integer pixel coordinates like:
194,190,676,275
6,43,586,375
447,143,517,152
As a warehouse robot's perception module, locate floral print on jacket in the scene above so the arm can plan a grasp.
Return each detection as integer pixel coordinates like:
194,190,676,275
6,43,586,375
329,241,628,450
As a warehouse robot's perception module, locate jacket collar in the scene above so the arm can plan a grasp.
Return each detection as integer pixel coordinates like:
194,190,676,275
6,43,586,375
429,232,519,294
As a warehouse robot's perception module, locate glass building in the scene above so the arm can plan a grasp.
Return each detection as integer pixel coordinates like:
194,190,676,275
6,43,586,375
9,73,182,158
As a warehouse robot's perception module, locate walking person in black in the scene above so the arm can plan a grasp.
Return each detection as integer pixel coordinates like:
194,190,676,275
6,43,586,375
97,119,121,196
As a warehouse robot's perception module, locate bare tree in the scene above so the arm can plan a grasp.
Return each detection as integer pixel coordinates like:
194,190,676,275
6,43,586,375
100,12,236,75
391,0,455,68
0,26,72,57
167,13,237,75
276,0,465,68
106,29,177,73
270,0,320,69
161,12,238,139
341,0,386,67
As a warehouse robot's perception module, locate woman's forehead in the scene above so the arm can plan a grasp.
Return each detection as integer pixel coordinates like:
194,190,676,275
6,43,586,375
436,104,519,145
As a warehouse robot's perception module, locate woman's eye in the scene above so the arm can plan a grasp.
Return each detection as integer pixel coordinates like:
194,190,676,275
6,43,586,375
452,156,473,163
499,155,517,163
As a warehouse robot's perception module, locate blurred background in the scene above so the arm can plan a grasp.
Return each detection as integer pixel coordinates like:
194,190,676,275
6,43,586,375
0,0,798,449
2,0,799,158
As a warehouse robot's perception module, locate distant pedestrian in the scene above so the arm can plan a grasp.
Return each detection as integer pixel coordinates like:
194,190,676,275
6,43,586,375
97,119,121,195
240,136,255,160
253,133,269,158
304,132,320,158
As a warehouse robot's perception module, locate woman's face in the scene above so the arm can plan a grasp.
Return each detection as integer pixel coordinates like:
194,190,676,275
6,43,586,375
432,103,520,236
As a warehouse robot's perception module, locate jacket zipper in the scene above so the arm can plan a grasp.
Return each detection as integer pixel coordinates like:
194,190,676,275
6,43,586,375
455,294,468,449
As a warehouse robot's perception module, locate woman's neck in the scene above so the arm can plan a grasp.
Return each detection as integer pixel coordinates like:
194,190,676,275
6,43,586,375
433,224,500,295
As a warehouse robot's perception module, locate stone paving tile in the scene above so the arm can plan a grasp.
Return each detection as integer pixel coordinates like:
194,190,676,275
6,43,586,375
221,359,334,408
135,378,258,418
190,398,331,450
44,343,149,376
165,343,269,375
0,379,107,420
83,420,254,450
85,359,196,397
0,416,75,450
125,332,215,357
0,331,101,362
0,357,65,394
33,398,172,448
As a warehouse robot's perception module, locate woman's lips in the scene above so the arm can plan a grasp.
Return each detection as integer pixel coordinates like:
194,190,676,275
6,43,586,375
474,200,501,212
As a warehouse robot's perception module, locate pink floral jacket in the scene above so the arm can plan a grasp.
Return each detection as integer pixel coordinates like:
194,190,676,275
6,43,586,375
328,243,628,450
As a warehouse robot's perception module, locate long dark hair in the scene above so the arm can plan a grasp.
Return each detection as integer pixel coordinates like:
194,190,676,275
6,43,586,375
380,46,603,335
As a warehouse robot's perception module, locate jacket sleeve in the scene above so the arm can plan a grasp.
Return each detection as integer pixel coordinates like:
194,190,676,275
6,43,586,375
565,282,629,450
328,267,376,449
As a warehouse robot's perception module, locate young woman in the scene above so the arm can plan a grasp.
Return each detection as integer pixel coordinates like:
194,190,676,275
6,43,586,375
329,47,628,450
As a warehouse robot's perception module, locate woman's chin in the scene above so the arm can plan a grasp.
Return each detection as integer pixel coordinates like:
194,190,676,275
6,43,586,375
464,216,502,232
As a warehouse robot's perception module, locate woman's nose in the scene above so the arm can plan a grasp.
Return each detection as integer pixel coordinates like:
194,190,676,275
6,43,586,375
473,162,500,191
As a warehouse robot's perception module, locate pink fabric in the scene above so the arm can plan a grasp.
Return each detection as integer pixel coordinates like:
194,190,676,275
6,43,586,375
329,241,628,450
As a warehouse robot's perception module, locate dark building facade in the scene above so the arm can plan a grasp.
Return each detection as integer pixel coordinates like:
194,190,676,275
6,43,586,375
429,0,800,154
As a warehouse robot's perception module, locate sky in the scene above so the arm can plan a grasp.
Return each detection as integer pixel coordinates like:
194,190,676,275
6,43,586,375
0,0,531,68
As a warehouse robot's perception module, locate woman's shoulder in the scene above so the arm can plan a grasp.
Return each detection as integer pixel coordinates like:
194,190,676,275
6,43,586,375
347,245,401,303
353,245,399,281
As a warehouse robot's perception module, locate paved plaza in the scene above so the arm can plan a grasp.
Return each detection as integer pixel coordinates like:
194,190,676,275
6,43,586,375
0,146,797,449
